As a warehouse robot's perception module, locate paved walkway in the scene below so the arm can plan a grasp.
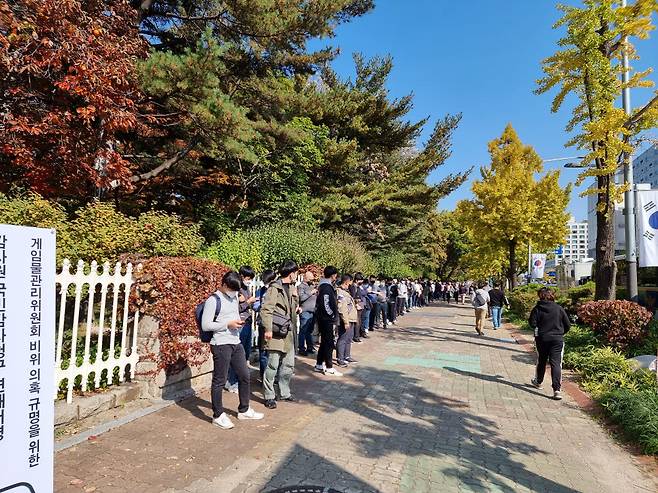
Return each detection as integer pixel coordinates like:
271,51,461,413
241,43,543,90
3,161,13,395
55,303,658,493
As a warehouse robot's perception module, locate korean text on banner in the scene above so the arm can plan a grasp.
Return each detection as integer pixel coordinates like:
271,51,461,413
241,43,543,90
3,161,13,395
636,190,658,268
0,224,56,493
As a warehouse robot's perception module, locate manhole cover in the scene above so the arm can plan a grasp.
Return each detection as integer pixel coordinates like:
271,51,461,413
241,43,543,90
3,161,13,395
266,487,343,493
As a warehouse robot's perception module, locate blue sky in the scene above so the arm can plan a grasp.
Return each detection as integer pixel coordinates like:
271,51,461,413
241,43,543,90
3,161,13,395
310,0,658,220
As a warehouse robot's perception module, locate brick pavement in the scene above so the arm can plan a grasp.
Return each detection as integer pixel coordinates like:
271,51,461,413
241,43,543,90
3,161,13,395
55,303,658,493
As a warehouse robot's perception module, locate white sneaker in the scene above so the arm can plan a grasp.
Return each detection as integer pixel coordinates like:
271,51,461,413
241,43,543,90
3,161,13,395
324,368,343,376
212,413,235,429
227,383,239,394
531,378,542,389
313,365,325,373
553,391,563,401
238,407,264,420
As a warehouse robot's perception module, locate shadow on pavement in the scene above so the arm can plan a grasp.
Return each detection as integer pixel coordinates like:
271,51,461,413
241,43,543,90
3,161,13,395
443,367,553,400
257,362,579,493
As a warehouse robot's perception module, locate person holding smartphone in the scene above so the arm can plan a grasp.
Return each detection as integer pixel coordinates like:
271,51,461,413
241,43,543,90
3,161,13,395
201,271,264,429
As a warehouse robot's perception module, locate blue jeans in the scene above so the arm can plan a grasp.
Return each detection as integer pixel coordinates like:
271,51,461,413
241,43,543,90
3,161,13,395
259,350,269,379
228,320,252,385
298,311,315,353
491,306,503,329
361,307,371,333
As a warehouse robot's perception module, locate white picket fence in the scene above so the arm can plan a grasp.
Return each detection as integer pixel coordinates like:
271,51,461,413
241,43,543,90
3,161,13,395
55,259,141,403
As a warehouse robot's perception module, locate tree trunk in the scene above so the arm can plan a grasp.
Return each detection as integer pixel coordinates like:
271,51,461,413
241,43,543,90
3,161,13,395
508,238,518,289
594,174,617,300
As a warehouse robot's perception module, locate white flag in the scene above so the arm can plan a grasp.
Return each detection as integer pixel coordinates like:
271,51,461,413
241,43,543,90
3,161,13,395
531,253,546,279
636,190,658,267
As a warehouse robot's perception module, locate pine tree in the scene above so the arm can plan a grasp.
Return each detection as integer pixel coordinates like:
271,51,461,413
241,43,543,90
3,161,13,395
536,0,658,300
457,125,571,288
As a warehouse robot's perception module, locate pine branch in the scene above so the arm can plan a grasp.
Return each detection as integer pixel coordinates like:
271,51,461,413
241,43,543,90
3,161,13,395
128,141,196,184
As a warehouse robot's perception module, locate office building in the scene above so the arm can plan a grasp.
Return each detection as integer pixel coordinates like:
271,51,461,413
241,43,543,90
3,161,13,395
556,217,589,263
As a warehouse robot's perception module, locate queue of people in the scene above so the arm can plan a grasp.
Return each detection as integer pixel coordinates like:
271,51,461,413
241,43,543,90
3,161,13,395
199,265,569,429
199,263,459,428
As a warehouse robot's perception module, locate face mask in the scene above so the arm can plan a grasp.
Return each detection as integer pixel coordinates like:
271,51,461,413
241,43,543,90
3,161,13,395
227,290,238,298
244,280,252,287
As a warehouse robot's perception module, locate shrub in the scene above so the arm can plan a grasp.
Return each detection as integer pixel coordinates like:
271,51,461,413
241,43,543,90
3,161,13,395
508,284,543,319
567,282,596,305
626,319,658,358
578,300,653,349
137,210,204,257
563,325,602,368
0,192,71,263
203,223,376,274
132,257,230,373
559,282,596,318
599,389,658,455
0,193,204,263
567,346,656,398
67,201,140,262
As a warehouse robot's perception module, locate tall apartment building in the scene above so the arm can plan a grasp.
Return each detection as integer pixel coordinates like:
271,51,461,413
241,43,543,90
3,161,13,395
587,144,657,258
555,217,589,263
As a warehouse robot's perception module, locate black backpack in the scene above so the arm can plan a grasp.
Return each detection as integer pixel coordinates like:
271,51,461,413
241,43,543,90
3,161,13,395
195,293,222,343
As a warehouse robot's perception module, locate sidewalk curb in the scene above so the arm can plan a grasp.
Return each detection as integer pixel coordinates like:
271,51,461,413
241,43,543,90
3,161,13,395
55,398,177,452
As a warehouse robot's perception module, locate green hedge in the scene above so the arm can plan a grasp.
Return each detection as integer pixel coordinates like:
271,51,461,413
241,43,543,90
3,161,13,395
507,282,595,320
599,389,658,455
202,223,377,274
0,193,204,263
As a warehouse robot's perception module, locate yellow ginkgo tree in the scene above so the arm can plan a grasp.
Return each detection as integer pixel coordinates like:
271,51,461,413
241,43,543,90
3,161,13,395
457,124,571,288
536,0,658,300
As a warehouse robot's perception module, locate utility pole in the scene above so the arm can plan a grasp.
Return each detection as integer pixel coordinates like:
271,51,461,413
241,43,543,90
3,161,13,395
527,242,532,284
622,0,639,302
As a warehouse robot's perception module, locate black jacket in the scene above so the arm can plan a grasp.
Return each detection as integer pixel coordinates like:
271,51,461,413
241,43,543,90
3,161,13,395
488,288,509,308
315,280,338,324
529,300,571,342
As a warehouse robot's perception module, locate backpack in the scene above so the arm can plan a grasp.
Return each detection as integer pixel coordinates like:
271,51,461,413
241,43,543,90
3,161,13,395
195,293,222,343
472,291,486,308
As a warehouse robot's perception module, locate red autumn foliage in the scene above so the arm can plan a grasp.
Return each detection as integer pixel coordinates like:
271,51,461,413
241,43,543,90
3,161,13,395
0,0,148,197
577,300,653,349
131,257,231,374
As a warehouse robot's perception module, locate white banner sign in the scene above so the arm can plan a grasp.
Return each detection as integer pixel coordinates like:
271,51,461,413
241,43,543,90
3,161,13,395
531,253,547,279
637,190,658,268
0,224,56,493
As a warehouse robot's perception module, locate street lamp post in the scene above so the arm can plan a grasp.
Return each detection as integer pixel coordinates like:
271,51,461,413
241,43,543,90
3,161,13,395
622,0,639,302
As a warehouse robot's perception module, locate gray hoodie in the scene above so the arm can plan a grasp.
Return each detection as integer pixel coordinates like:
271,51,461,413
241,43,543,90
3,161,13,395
201,290,242,345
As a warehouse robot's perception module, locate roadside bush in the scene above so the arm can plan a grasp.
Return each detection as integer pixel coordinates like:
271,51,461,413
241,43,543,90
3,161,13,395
578,300,653,350
567,346,656,398
203,230,263,272
508,284,543,319
131,257,230,373
67,202,140,262
563,325,601,368
626,319,658,358
559,282,596,318
599,389,658,455
0,192,71,263
0,193,204,263
203,223,376,274
137,211,204,257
